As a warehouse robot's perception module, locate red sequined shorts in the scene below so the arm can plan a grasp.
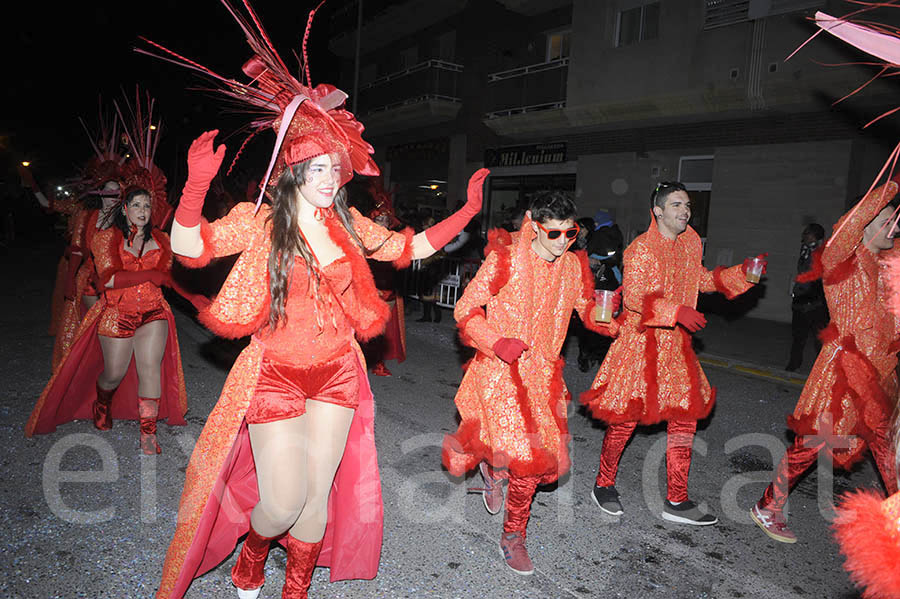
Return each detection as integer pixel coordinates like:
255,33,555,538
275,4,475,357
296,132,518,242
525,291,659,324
246,348,361,424
97,305,167,338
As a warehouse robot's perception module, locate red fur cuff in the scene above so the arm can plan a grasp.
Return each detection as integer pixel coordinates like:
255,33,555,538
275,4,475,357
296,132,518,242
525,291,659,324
391,227,415,269
176,219,215,269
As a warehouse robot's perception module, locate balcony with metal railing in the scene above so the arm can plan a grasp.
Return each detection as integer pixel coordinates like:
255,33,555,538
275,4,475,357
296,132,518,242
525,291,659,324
356,59,464,135
483,57,569,137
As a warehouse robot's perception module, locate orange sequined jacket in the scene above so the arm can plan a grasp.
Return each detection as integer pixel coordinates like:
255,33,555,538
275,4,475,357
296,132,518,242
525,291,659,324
581,216,752,425
179,202,413,340
443,219,614,483
787,181,900,467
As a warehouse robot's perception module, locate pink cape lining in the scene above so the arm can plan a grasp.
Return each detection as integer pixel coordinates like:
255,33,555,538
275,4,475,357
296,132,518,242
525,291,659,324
27,302,187,435
167,352,383,596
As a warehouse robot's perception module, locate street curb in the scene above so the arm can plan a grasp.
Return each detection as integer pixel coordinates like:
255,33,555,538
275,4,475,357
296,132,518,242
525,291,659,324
698,353,808,387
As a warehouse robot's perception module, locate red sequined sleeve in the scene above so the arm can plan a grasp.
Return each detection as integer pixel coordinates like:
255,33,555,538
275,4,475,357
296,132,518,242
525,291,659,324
698,264,751,299
178,202,266,268
91,228,121,287
349,207,414,268
453,250,504,356
50,193,80,216
572,251,618,337
824,182,899,271
624,240,679,328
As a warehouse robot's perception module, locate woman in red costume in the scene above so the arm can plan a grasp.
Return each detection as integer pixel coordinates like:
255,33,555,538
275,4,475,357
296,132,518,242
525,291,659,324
26,95,189,454
143,4,485,597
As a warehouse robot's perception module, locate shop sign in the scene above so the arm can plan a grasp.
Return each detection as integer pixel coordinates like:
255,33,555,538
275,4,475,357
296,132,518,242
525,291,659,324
484,142,566,167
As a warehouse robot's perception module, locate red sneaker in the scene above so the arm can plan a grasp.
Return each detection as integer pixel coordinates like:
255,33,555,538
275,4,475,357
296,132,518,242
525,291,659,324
371,362,392,376
750,503,797,543
499,531,534,575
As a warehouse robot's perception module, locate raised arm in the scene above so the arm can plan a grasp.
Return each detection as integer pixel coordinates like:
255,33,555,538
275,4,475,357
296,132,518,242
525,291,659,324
170,130,226,259
824,181,899,271
410,169,489,260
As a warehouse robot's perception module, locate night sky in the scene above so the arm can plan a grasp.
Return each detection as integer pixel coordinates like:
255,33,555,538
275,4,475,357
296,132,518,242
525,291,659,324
2,0,342,185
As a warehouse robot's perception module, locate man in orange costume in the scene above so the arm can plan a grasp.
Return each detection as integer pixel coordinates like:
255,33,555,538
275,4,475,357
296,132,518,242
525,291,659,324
443,190,616,575
751,180,900,543
581,182,764,525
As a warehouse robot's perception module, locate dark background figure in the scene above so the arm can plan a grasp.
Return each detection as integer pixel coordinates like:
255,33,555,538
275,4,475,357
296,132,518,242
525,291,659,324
786,223,828,372
572,211,624,372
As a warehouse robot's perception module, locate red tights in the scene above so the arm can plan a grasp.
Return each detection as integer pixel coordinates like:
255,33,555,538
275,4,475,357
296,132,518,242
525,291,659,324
596,420,697,503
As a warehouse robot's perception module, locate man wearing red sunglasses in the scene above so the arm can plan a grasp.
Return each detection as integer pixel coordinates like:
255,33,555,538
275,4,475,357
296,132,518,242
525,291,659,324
581,181,766,525
443,190,617,575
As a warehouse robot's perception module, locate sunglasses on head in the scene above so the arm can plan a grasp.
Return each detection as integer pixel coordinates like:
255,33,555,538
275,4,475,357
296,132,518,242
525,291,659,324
535,220,580,240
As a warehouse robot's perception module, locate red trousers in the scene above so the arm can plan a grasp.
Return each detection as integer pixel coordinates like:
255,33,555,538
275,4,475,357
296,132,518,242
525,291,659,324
759,423,897,513
503,475,540,536
596,420,697,503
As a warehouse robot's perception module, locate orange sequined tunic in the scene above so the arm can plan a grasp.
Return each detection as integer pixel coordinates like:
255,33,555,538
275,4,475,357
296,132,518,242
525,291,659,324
581,217,752,425
787,182,900,467
442,219,613,483
156,202,413,599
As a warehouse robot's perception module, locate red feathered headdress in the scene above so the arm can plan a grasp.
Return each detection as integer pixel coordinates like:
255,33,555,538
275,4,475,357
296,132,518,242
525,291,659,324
114,88,171,228
78,98,126,195
366,175,400,226
136,0,379,211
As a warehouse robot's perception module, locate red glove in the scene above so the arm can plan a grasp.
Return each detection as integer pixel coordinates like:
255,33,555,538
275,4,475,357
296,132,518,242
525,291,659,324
492,337,528,364
111,270,169,289
168,279,212,312
741,253,769,275
676,306,707,333
611,287,622,314
424,168,489,250
63,250,84,300
175,130,226,228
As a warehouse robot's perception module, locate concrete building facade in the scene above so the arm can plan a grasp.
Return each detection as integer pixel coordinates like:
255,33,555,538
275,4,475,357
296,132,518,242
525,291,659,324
328,0,897,321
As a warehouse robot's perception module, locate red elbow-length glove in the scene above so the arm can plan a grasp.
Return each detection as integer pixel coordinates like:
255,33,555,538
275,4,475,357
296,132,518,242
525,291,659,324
175,130,226,228
676,306,706,333
425,168,489,250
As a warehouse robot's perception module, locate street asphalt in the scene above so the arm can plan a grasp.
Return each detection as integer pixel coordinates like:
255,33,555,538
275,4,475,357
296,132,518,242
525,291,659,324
2,239,880,599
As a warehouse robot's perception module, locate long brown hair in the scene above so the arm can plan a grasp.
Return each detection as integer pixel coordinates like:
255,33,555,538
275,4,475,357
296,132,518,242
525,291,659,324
267,159,363,329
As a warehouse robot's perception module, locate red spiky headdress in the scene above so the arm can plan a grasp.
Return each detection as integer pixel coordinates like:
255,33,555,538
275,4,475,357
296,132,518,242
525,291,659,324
78,99,126,195
367,175,400,226
114,88,171,228
136,0,379,211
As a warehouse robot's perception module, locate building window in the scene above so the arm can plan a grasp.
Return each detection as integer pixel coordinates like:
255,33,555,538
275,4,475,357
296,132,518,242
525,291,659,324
678,155,714,239
617,3,660,47
546,30,571,62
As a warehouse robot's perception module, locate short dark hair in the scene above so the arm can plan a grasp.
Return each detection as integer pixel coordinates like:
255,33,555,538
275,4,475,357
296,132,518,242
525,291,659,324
651,181,688,210
528,190,577,223
803,223,825,241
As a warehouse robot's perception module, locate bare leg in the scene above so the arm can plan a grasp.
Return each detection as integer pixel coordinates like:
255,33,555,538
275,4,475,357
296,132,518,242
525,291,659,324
83,294,99,310
98,335,135,390
133,319,168,398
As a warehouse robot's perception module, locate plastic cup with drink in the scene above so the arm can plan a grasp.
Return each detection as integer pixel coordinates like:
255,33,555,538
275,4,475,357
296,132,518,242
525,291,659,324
745,257,764,284
593,289,615,323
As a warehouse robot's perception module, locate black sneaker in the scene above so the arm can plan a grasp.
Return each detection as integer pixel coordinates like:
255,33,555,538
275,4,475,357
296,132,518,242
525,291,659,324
662,499,718,526
591,485,623,516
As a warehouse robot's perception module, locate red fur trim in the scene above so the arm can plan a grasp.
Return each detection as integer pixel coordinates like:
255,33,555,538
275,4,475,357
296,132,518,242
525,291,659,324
485,228,512,295
456,307,486,348
712,266,740,300
639,292,664,330
642,327,661,423
176,219,215,269
795,247,824,284
574,250,594,300
819,322,840,345
197,292,271,340
824,255,856,285
391,227,415,269
324,214,390,341
833,490,900,599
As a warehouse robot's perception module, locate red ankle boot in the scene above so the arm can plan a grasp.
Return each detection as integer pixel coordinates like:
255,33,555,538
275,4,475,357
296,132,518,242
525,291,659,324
138,397,161,455
282,535,323,599
231,525,279,597
93,383,115,431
